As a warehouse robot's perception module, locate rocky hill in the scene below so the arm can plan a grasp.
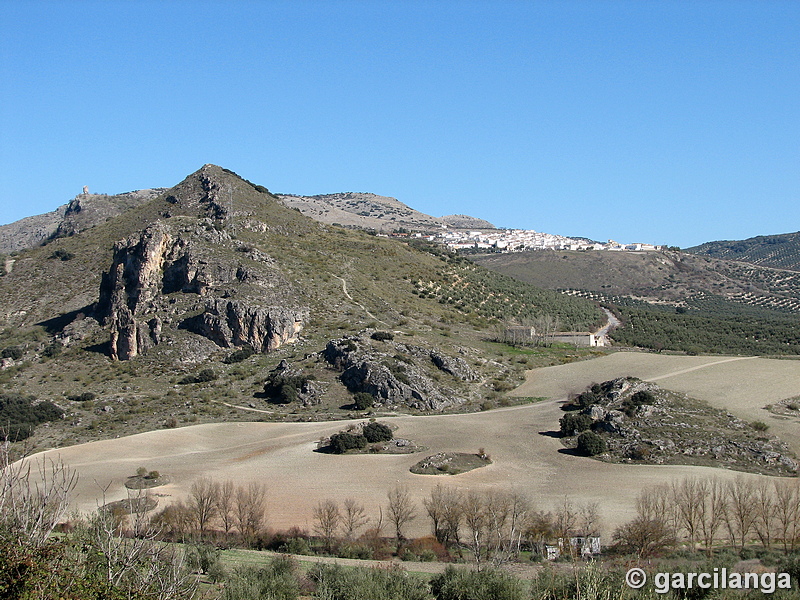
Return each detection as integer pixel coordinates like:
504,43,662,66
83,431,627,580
0,165,602,453
0,189,164,253
687,231,800,271
277,192,495,232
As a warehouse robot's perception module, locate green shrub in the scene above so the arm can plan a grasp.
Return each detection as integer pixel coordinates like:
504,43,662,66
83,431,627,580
329,432,367,454
576,431,607,456
353,392,374,410
223,345,255,364
371,331,394,341
559,413,592,436
0,393,64,441
1,346,23,360
363,422,393,443
42,343,62,358
309,564,429,600
49,249,74,261
178,368,217,384
622,390,656,416
575,391,600,409
263,373,314,403
223,557,300,600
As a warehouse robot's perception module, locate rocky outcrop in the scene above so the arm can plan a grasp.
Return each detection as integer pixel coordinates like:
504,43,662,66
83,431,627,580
323,334,472,410
186,299,306,353
565,377,798,476
0,189,163,253
97,220,306,360
429,351,478,381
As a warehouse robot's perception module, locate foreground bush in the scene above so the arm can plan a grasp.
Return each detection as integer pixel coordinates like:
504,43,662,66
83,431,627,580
223,556,300,600
309,563,429,600
576,431,606,456
430,566,526,600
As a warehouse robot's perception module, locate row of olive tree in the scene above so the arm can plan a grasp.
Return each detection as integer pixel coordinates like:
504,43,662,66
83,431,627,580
615,475,800,557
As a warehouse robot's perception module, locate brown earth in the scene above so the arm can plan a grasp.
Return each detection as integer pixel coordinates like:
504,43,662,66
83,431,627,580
25,353,800,539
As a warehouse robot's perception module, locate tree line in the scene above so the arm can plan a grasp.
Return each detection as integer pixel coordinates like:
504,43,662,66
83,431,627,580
614,475,800,558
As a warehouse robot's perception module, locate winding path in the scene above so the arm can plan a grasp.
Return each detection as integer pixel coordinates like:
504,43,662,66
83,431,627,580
333,275,388,325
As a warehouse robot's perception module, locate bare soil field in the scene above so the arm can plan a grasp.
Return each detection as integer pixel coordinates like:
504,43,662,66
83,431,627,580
26,353,800,539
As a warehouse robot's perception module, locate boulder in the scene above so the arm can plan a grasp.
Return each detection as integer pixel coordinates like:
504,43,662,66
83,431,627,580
429,351,478,381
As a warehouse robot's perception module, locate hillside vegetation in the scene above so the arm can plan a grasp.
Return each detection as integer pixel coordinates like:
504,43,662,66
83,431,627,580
472,249,800,354
688,230,800,271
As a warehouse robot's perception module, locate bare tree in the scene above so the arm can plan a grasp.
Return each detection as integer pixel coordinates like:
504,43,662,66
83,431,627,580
440,487,464,553
637,483,678,537
461,491,487,566
86,489,197,599
424,483,452,545
613,516,676,558
217,479,236,536
773,479,799,552
484,490,511,563
525,510,554,558
151,499,193,542
341,497,369,541
698,477,726,555
553,496,578,544
313,499,341,553
0,449,78,547
673,477,704,548
578,501,601,537
387,485,417,550
493,491,532,565
189,477,219,539
235,482,267,545
724,477,756,551
752,478,776,549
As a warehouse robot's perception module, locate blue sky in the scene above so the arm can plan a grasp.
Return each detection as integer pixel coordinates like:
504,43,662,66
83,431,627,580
1,0,797,248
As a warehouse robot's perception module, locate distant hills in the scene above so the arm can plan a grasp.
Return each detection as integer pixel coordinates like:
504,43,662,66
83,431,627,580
472,247,800,355
277,191,495,231
687,231,800,271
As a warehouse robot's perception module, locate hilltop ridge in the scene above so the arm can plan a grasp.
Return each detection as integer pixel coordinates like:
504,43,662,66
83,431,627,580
277,191,495,232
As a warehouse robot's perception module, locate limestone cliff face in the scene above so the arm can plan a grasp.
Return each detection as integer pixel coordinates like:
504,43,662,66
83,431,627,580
97,222,306,360
187,298,306,353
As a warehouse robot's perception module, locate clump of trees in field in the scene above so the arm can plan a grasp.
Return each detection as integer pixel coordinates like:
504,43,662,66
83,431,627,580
322,421,395,454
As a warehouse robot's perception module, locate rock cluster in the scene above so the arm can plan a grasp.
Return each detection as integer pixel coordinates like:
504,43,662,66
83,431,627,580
323,333,478,410
566,377,798,476
187,298,306,353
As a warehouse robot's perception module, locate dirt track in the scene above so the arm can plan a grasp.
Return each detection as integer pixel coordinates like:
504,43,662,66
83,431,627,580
28,353,800,538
